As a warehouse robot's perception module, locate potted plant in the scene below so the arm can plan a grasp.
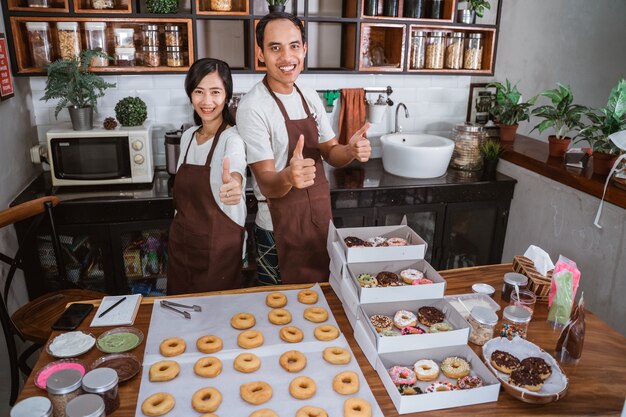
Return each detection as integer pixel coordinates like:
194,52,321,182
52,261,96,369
115,96,148,127
147,0,179,14
458,0,491,24
267,0,288,13
480,139,502,177
488,79,537,142
576,79,626,176
531,83,587,158
41,49,115,131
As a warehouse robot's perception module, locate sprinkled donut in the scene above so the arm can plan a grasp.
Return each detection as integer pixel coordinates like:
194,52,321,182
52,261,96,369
141,392,175,416
366,236,387,246
343,397,372,417
388,366,417,385
417,306,445,326
399,268,424,285
265,292,287,308
393,310,417,329
196,335,223,354
376,271,402,287
357,273,378,288
343,236,370,248
194,356,222,378
413,359,439,381
369,314,393,333
386,237,408,246
159,337,186,357
509,367,543,391
231,313,256,330
332,371,360,395
192,387,222,413
456,375,484,389
429,322,454,333
441,356,471,379
520,357,552,380
149,360,180,382
426,381,455,392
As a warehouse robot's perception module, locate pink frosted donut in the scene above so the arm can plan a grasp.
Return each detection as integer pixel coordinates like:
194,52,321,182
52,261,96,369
456,375,484,390
386,237,408,246
400,326,425,335
426,381,455,392
393,310,417,329
412,278,433,285
388,366,417,386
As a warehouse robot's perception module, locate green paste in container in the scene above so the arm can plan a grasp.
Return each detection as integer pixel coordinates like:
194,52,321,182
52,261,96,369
98,332,140,353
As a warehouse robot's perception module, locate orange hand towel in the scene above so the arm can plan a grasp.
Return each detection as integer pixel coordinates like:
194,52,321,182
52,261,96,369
337,88,366,145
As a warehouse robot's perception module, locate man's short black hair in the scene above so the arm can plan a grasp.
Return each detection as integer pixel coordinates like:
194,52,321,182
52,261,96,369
255,12,306,50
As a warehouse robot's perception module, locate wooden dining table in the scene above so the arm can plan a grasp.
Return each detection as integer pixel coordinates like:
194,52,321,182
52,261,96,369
15,264,626,416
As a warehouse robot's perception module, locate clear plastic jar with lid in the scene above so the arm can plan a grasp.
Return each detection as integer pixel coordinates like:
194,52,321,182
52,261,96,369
91,0,114,9
450,122,486,171
25,22,52,68
82,368,119,415
500,305,532,339
46,368,83,417
501,272,528,301
27,0,49,7
115,47,136,66
445,31,465,69
143,46,160,67
409,30,427,69
425,31,445,69
164,25,182,47
464,32,484,70
142,24,159,47
10,396,53,417
56,22,81,60
114,27,135,48
468,306,498,345
166,46,183,67
65,394,105,417
211,0,232,11
84,22,109,67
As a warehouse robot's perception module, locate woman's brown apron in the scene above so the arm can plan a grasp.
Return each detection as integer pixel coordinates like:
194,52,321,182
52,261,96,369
167,122,245,294
263,77,332,284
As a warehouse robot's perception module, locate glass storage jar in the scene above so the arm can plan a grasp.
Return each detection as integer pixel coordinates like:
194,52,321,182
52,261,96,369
27,0,50,7
164,25,182,47
142,46,160,67
500,305,531,340
404,0,426,18
364,0,379,16
84,22,108,67
425,31,445,69
113,27,135,48
46,368,83,417
25,22,52,68
382,0,399,17
115,47,136,66
464,32,484,70
409,30,427,69
445,31,465,69
428,0,444,18
56,22,81,60
65,394,105,417
91,0,114,9
450,122,486,171
166,46,183,67
468,306,498,345
211,0,232,11
10,396,53,417
142,24,159,47
501,272,528,302
82,368,119,415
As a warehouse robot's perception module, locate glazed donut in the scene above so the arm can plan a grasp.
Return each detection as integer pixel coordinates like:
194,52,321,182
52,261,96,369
141,392,175,416
332,371,360,395
456,375,484,390
194,356,223,378
303,307,328,323
344,397,372,417
279,350,307,373
376,271,402,287
240,381,272,405
388,366,417,385
231,312,256,330
490,350,521,374
149,360,180,382
238,330,264,349
279,326,304,343
412,278,433,285
393,310,417,329
401,326,426,335
314,324,339,341
357,273,378,288
520,357,552,380
399,268,424,284
297,289,319,304
417,306,445,326
509,367,543,392
426,381,455,392
249,409,279,417
429,322,454,333
192,387,222,413
441,356,471,379
295,406,328,417
159,337,186,357
289,376,317,399
233,353,261,373
380,328,401,337
266,292,287,308
386,237,408,246
369,314,393,333
322,347,351,365
196,335,223,354
413,359,440,381
367,236,387,246
268,308,292,325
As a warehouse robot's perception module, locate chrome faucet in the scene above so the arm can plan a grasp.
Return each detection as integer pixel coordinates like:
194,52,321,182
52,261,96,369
394,103,409,133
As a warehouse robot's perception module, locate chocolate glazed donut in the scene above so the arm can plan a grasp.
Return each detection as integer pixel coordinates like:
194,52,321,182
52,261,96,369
417,306,445,326
376,271,402,286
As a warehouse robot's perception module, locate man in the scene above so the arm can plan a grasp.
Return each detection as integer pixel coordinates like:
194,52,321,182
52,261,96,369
237,12,371,285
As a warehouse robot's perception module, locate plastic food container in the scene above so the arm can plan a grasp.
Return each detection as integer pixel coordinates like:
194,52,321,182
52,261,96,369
57,22,81,60
84,22,108,67
46,368,83,417
464,32,484,70
114,27,135,48
450,122,486,171
115,47,136,66
65,394,105,417
501,272,528,302
81,368,120,415
26,22,52,68
10,397,53,417
445,31,465,69
409,30,427,69
468,306,498,345
425,31,445,69
500,305,531,340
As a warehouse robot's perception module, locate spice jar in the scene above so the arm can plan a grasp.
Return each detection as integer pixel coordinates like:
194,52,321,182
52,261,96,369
382,0,399,17
56,22,81,60
91,0,114,9
113,27,135,48
211,0,232,11
142,24,159,47
404,0,426,18
82,368,119,415
84,22,108,67
10,396,53,417
114,47,136,66
166,46,183,67
450,122,486,171
27,0,50,7
364,0,379,16
468,306,498,346
26,22,52,68
464,32,484,70
501,272,528,302
65,394,105,417
142,46,160,67
425,31,445,69
500,305,531,340
164,25,182,47
46,368,83,417
445,32,464,69
428,0,444,18
409,30,427,69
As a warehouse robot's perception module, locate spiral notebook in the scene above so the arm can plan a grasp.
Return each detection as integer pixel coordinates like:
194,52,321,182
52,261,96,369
90,294,142,327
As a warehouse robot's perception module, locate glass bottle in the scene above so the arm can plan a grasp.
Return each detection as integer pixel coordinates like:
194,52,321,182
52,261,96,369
142,24,159,48
143,46,160,67
81,368,120,415
166,46,184,67
409,30,427,69
91,0,114,9
500,305,532,340
65,394,106,417
445,31,465,69
404,0,426,18
113,27,135,48
25,22,52,68
450,122,486,171
364,0,379,16
10,397,53,417
56,21,81,60
428,0,444,18
425,31,445,69
464,32,484,70
84,22,108,67
46,368,83,417
382,0,398,17
468,306,498,345
211,0,232,11
164,25,182,47
501,272,528,302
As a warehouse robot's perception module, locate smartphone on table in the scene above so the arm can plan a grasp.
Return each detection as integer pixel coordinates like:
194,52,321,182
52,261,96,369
52,303,94,331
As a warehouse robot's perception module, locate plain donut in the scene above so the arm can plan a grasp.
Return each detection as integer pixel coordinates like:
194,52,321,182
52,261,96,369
268,308,292,325
344,397,372,417
265,292,287,308
159,337,186,357
196,335,223,354
238,330,264,349
234,352,261,373
240,381,273,405
332,371,360,395
322,347,351,365
297,289,318,304
194,356,222,378
231,312,256,330
192,387,222,413
279,350,307,373
141,392,175,416
295,406,327,417
149,360,180,382
289,376,317,399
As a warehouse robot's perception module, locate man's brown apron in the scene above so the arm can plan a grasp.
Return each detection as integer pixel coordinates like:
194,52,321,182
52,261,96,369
263,77,332,283
167,122,245,294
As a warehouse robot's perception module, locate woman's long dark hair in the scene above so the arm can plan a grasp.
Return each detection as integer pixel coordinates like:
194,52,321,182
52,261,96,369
184,58,235,127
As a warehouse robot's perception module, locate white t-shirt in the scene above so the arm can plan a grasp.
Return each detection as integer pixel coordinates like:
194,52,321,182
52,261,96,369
236,82,335,231
176,125,247,228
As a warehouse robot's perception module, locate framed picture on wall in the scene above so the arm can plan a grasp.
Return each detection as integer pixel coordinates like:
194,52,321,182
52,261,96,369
0,33,15,101
467,83,495,125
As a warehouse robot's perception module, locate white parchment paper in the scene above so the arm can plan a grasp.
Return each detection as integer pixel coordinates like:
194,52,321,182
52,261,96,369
134,285,383,416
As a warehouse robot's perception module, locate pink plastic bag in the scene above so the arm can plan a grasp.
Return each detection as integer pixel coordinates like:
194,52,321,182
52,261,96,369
548,255,581,327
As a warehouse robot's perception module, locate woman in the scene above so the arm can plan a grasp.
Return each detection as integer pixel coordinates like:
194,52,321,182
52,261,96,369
167,58,247,295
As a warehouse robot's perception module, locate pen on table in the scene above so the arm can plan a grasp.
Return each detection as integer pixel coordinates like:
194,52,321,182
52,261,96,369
98,297,127,318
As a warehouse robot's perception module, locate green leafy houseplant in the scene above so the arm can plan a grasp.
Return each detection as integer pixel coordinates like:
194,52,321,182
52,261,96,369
531,83,587,140
480,139,502,161
267,0,288,6
488,80,537,126
467,0,491,17
115,97,148,127
147,0,179,14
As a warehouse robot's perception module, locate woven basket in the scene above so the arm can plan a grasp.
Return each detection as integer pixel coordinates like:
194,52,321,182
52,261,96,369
512,256,553,303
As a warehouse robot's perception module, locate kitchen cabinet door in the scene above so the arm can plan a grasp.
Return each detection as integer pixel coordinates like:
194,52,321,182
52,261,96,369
333,207,375,229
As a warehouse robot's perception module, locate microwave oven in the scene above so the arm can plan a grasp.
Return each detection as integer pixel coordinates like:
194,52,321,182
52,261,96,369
45,125,154,186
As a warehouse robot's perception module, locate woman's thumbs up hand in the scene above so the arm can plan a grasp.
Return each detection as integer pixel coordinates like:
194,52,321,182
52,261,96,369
219,157,243,205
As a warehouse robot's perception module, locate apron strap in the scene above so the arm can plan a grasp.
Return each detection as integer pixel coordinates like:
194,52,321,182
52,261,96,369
182,126,202,164
204,121,228,167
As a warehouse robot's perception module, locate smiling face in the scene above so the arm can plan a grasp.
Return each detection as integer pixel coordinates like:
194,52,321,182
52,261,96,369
257,18,307,94
190,71,227,127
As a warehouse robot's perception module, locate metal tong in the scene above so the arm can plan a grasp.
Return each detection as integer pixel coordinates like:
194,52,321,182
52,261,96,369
160,300,202,319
